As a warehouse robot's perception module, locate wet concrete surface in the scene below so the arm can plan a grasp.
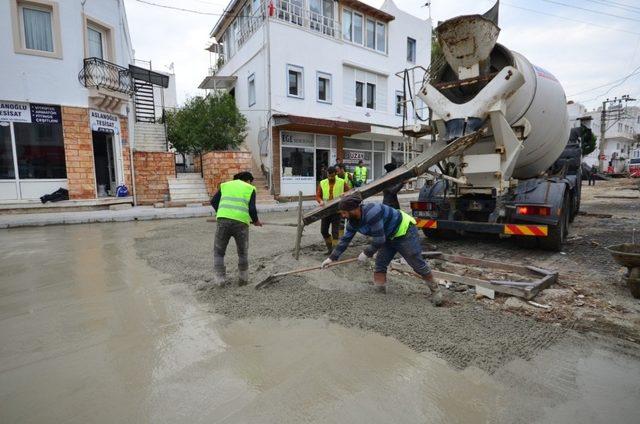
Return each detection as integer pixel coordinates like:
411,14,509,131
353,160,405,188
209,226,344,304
1,220,639,423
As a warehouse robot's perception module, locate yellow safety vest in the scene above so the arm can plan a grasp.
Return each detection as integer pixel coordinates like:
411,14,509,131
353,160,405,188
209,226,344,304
319,178,345,201
338,173,351,189
216,179,256,225
354,166,368,183
392,210,417,239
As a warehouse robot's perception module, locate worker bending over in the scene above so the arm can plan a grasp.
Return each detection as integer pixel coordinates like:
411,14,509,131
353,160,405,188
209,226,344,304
353,160,368,187
211,172,262,286
322,194,441,304
316,166,346,254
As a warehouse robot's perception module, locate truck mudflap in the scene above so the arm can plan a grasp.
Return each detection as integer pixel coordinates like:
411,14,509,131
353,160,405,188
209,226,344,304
415,218,548,237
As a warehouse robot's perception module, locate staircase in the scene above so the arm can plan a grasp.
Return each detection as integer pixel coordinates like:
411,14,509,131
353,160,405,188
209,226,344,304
251,164,278,204
168,173,209,204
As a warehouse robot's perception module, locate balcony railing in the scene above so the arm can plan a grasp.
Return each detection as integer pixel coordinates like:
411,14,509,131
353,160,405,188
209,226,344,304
273,0,340,38
78,57,135,96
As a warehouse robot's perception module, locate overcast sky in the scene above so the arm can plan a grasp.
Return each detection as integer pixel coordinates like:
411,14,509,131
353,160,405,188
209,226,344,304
123,0,640,111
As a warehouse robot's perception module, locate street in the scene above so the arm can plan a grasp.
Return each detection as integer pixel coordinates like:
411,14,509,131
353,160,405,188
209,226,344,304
1,179,639,423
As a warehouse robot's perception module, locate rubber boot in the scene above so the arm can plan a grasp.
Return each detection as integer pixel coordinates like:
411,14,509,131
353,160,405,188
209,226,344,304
213,270,227,287
423,272,443,306
238,269,249,286
324,236,334,255
373,272,387,294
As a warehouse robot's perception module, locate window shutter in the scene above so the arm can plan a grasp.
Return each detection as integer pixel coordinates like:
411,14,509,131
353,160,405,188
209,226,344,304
343,66,355,104
376,75,387,112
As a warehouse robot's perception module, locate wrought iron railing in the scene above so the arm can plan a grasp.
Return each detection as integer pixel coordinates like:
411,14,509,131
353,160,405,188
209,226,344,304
78,57,135,96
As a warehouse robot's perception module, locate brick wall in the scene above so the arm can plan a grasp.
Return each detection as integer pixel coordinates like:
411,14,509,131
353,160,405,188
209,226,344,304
202,151,253,196
62,107,95,199
133,151,175,204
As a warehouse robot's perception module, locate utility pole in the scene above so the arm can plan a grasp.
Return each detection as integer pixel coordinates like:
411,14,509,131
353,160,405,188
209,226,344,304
598,95,637,172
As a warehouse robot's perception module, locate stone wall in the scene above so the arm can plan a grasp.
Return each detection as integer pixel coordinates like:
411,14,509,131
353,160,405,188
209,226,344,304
133,152,175,204
62,107,95,199
202,151,253,196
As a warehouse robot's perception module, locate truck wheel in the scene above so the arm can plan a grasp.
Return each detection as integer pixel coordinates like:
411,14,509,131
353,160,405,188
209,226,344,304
539,195,569,252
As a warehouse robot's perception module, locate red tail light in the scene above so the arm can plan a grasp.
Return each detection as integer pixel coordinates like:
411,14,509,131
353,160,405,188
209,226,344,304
516,205,551,216
411,201,437,211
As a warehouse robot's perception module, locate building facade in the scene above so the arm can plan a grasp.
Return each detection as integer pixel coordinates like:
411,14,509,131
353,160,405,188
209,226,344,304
0,0,173,203
200,0,431,197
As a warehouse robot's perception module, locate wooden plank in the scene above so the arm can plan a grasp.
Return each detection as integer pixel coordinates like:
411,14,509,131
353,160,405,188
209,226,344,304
524,272,558,300
440,253,535,275
294,191,304,260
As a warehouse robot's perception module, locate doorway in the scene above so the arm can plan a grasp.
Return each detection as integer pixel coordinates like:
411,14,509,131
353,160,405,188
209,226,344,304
316,149,329,182
92,131,116,197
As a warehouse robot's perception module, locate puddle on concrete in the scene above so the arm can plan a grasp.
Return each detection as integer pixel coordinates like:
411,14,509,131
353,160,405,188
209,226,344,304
0,220,638,423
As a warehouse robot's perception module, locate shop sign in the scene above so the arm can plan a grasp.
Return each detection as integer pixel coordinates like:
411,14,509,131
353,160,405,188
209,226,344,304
0,101,31,123
30,104,61,124
282,176,315,182
282,131,314,147
344,151,365,161
90,110,120,134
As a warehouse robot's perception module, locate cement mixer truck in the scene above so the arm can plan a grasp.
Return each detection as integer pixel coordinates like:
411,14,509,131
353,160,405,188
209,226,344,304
407,10,581,251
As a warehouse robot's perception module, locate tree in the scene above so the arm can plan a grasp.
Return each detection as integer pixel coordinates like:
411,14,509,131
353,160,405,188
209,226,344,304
166,94,247,154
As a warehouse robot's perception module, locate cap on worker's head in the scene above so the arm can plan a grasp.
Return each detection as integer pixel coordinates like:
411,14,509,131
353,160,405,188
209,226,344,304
384,162,397,172
234,171,254,182
338,194,362,211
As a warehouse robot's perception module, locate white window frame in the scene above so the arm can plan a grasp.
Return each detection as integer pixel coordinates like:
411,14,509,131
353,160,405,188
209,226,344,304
366,82,376,109
365,18,376,50
83,15,115,61
342,9,352,42
407,37,416,63
248,73,256,107
316,71,332,104
341,7,387,55
353,12,363,45
287,64,304,99
10,0,63,59
355,80,364,107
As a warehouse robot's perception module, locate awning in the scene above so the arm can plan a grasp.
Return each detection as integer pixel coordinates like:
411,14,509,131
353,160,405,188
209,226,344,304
273,114,371,136
198,75,238,90
129,65,170,88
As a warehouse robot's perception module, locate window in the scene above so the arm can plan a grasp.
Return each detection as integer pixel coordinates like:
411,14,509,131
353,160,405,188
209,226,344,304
344,138,386,180
376,22,386,53
366,83,376,109
248,73,256,107
353,13,363,45
11,0,61,58
396,91,404,116
618,123,623,131
87,26,104,59
366,19,375,49
252,0,260,14
407,37,416,63
14,122,66,179
355,81,364,107
287,65,303,98
342,9,352,41
22,6,53,52
317,72,331,103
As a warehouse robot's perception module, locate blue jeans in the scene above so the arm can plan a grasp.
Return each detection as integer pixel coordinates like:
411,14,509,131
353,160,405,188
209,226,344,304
375,225,431,276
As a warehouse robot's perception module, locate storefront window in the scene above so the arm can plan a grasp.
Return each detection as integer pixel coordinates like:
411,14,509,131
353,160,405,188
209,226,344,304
14,122,66,179
344,138,386,180
0,125,15,179
282,147,314,177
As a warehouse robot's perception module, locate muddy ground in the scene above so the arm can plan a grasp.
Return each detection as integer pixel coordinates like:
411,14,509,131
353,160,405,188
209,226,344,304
135,178,640,374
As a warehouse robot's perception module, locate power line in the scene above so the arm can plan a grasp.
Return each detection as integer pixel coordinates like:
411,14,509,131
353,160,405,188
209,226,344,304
134,0,256,18
501,1,640,36
582,0,640,15
535,0,640,23
569,65,640,97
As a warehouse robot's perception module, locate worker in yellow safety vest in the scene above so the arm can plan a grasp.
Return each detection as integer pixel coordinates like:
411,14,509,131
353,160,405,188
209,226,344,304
210,172,262,287
335,163,353,189
316,166,346,254
353,160,368,187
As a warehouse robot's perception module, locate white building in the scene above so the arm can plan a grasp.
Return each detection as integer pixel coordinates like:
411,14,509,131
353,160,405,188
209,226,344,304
200,0,431,197
585,105,639,168
0,0,173,202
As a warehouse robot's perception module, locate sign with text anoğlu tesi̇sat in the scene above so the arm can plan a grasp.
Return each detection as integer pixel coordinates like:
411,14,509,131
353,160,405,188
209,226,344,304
0,101,31,123
90,110,120,134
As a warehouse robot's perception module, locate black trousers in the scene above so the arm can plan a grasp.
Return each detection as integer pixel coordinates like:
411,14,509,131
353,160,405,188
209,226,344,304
320,214,340,240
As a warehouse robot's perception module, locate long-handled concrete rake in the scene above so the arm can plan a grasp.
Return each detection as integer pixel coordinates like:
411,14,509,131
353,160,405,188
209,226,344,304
255,257,358,289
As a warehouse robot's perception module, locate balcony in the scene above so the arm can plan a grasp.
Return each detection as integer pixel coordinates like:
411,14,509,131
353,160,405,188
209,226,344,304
272,0,340,39
78,57,135,112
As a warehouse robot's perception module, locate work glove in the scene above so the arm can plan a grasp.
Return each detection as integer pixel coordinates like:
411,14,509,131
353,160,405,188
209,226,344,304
357,251,370,263
321,258,334,268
